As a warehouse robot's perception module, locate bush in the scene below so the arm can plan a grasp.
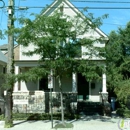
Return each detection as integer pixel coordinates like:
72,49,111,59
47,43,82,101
123,110,130,118
0,114,4,120
0,113,78,121
116,108,130,118
13,113,32,120
116,108,124,117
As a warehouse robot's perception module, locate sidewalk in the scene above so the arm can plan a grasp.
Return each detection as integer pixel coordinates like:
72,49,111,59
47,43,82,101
0,115,121,130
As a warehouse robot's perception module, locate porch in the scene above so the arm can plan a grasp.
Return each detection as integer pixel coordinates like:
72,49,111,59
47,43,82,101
12,65,108,114
12,91,107,116
14,66,107,102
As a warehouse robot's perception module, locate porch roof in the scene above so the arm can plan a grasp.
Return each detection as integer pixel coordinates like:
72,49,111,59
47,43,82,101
14,59,106,67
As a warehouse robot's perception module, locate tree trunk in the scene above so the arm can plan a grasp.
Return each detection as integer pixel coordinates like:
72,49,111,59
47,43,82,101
58,75,64,124
5,0,15,127
5,89,13,128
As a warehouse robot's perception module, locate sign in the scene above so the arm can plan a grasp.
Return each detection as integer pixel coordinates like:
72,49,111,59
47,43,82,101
118,119,130,130
13,99,28,105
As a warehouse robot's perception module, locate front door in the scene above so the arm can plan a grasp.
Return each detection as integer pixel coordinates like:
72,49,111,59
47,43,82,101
39,76,49,92
78,73,89,100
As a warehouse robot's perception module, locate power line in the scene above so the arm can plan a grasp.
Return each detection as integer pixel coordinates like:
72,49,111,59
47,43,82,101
103,23,126,26
13,6,130,9
71,0,130,3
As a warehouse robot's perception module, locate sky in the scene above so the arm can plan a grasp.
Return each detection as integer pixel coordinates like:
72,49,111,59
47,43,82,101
0,0,130,45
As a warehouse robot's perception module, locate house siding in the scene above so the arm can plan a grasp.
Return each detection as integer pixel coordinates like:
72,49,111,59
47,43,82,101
20,44,40,61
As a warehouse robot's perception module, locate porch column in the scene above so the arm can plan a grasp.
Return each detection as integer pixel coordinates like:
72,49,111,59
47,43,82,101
102,73,107,93
72,73,77,92
14,66,19,91
101,73,108,102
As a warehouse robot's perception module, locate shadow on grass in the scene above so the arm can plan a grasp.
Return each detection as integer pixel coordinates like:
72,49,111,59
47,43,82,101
13,120,40,126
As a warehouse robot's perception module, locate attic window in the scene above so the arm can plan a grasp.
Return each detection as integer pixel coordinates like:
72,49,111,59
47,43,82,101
60,4,64,13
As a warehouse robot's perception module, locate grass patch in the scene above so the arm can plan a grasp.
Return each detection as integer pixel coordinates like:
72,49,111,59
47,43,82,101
54,122,74,129
13,113,77,120
0,113,78,121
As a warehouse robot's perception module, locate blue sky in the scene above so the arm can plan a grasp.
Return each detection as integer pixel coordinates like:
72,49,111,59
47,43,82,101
0,0,130,45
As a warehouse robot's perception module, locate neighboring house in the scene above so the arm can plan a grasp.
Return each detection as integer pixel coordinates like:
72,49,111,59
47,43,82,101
11,0,109,114
0,44,20,60
0,44,8,54
0,50,7,96
0,49,7,114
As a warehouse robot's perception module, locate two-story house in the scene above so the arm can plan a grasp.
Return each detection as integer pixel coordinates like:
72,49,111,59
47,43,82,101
11,0,108,114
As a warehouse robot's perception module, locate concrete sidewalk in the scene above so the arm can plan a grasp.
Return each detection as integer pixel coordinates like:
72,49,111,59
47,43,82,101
0,115,121,130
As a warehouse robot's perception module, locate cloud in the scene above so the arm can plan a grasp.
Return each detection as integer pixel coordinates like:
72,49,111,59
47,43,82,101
111,16,125,25
110,10,130,25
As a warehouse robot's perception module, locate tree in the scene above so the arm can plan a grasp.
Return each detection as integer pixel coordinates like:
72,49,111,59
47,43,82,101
14,11,107,124
106,22,130,105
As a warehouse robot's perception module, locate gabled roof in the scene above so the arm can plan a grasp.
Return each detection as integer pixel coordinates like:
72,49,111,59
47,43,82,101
40,0,108,39
0,50,7,64
0,44,18,50
0,44,8,50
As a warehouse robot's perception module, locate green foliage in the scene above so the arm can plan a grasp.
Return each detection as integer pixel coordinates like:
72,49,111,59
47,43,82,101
11,113,76,120
0,30,5,39
12,11,106,82
4,119,13,128
116,108,130,118
115,80,130,103
116,108,124,117
16,67,49,82
123,110,130,118
1,74,16,89
107,21,130,103
0,114,4,120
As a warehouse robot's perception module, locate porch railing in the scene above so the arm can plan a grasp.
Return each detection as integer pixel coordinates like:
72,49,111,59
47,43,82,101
12,91,77,113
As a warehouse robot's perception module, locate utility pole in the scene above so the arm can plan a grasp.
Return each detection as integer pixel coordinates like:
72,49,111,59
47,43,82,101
4,0,14,127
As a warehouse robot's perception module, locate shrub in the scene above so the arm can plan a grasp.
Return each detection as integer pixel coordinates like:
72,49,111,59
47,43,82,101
0,114,4,120
12,113,77,120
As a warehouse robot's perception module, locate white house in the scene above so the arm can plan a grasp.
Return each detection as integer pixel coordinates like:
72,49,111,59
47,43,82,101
12,0,109,114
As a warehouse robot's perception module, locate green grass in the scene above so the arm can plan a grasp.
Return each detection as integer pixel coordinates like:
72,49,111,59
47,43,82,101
54,122,74,129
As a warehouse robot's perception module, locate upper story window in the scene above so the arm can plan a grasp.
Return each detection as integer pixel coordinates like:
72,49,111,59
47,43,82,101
59,38,82,58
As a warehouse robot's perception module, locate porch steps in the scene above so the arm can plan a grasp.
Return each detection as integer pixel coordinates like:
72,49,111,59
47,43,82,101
77,101,103,115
